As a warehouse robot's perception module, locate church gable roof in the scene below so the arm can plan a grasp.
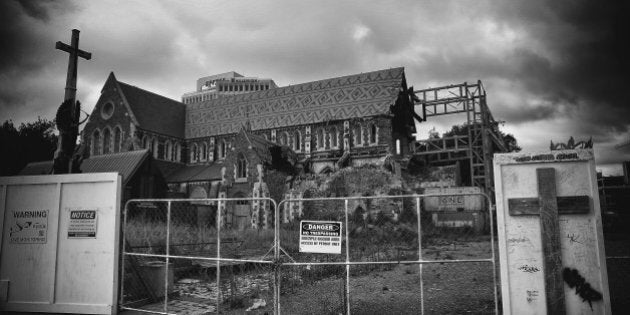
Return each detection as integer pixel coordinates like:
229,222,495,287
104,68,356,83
186,67,405,138
117,79,186,138
80,149,151,185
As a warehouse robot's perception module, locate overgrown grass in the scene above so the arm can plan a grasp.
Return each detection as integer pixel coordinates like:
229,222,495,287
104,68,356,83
124,220,275,255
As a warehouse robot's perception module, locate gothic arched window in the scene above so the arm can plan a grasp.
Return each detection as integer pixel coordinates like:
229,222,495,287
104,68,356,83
191,143,198,162
165,140,172,160
294,130,301,151
92,129,101,155
200,143,207,161
113,126,122,153
369,124,378,144
174,143,181,162
103,127,111,154
236,153,247,179
317,128,324,150
330,127,338,148
219,140,227,159
280,132,288,145
354,125,362,146
152,139,159,158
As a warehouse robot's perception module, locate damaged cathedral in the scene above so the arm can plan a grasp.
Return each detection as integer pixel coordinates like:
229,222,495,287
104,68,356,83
23,67,504,230
82,68,415,229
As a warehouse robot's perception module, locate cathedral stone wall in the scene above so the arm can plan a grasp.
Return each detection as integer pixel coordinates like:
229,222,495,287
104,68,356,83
183,115,397,173
83,84,134,156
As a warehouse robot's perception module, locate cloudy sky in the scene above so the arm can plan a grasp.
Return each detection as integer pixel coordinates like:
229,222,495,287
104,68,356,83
1,0,628,174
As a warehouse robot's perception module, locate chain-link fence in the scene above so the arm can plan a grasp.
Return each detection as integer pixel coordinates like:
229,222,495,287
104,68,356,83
119,193,498,314
277,194,498,315
120,198,277,314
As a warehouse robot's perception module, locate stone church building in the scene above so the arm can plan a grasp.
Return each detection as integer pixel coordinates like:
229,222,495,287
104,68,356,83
78,67,417,229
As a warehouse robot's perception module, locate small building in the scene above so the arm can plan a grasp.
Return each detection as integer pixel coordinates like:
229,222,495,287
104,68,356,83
19,149,167,204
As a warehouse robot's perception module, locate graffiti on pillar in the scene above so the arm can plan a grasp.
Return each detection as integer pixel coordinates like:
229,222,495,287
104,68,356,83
562,267,603,310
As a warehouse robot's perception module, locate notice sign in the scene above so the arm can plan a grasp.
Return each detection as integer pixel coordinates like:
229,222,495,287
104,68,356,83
299,220,342,254
9,210,48,244
439,195,464,206
68,210,98,238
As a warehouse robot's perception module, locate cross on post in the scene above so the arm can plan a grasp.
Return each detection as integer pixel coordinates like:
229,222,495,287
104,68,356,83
52,29,92,174
56,29,92,103
508,168,591,315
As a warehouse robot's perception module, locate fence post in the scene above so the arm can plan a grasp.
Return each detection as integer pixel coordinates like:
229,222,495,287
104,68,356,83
488,196,499,315
164,201,171,313
216,199,222,314
345,199,351,315
416,196,424,314
119,202,129,308
275,200,281,315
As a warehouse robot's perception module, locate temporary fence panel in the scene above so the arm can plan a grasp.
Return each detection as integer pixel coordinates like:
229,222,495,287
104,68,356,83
120,197,277,315
120,193,497,315
277,193,498,315
0,173,121,314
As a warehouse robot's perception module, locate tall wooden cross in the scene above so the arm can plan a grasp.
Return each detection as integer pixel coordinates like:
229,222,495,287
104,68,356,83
52,29,92,174
56,29,92,104
508,168,590,314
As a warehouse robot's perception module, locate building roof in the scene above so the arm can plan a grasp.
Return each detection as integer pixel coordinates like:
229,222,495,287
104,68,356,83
80,149,151,185
166,163,223,183
153,160,185,178
18,160,52,175
117,80,186,138
186,67,405,138
19,149,151,185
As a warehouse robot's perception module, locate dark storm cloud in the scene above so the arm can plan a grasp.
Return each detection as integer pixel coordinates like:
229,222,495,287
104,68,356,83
0,1,79,116
14,0,59,22
0,0,628,170
495,0,629,131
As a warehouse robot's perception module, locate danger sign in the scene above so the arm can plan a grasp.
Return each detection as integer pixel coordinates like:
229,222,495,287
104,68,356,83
299,220,342,254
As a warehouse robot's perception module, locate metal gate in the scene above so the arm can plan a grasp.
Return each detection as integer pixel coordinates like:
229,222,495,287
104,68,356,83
119,193,498,314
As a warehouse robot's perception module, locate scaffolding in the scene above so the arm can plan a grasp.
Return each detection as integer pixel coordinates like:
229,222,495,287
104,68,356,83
411,80,507,195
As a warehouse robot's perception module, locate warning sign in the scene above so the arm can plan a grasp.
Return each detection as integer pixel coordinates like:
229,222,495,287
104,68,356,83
68,210,98,238
9,210,48,244
299,220,342,254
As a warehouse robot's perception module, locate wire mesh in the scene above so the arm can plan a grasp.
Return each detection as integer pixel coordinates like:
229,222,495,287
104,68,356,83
120,193,497,314
121,198,276,315
277,193,497,315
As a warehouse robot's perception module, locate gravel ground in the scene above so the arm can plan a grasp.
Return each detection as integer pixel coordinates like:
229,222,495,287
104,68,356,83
134,239,497,314
124,234,630,314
